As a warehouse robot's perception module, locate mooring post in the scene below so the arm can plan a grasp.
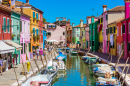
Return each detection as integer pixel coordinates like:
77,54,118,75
34,59,40,72
21,57,27,80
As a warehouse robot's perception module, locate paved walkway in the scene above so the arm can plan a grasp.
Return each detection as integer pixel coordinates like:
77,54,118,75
0,50,57,86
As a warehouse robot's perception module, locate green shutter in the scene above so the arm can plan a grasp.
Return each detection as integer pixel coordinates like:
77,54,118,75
7,18,10,32
3,18,6,32
21,43,23,54
20,21,22,32
29,43,31,52
24,43,25,53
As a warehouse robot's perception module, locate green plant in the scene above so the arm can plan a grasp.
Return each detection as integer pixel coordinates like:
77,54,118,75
33,18,37,20
33,36,37,42
12,34,15,37
17,35,20,38
37,35,40,40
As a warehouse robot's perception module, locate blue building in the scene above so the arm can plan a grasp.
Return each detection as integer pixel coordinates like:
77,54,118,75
43,30,47,49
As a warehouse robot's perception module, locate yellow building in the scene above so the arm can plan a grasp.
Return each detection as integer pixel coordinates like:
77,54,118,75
15,1,43,52
98,15,103,52
107,22,117,56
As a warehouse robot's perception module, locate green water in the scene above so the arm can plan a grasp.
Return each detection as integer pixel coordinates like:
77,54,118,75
52,54,96,86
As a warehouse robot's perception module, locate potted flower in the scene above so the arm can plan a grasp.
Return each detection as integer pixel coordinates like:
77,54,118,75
37,35,40,40
17,35,20,40
12,34,15,40
33,36,37,42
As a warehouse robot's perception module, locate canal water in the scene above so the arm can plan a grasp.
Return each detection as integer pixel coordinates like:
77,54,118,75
52,54,96,86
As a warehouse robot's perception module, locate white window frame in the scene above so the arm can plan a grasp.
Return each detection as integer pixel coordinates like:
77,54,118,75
3,17,7,33
121,26,122,36
117,27,119,36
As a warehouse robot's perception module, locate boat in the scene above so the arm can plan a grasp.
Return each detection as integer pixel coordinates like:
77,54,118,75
85,57,101,64
56,52,67,61
53,59,66,70
21,74,52,86
93,66,115,77
92,64,109,68
65,47,70,53
96,77,121,86
69,48,77,55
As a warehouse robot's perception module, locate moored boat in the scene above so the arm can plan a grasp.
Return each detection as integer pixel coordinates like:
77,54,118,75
92,64,109,68
56,52,67,61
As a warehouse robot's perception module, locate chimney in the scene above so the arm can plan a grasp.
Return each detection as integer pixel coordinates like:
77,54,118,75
68,19,70,22
72,23,74,27
20,2,24,13
26,0,29,4
102,5,107,12
80,19,83,27
124,0,130,19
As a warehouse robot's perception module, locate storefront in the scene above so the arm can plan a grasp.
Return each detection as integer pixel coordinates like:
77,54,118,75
0,41,15,71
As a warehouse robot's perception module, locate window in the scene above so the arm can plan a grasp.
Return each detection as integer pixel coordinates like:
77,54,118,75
106,14,108,20
110,27,112,33
127,42,130,51
101,18,103,23
24,43,25,53
92,41,94,46
17,21,19,34
106,29,108,35
53,25,56,28
123,24,125,33
47,32,51,36
60,36,62,40
36,29,38,35
117,27,119,36
33,28,35,36
36,13,38,19
20,21,22,32
48,25,51,28
21,43,23,54
108,28,109,34
93,29,94,35
3,17,6,32
77,28,79,31
7,18,10,32
24,22,26,33
121,26,122,36
11,19,13,33
129,22,130,33
77,34,79,37
29,43,31,52
63,32,65,35
113,26,115,33
98,19,100,23
33,12,35,18
82,31,83,36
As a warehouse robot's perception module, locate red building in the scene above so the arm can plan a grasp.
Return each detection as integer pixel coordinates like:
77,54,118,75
39,11,43,48
0,5,12,40
116,18,124,58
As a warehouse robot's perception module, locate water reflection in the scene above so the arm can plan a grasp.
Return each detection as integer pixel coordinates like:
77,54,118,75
52,54,96,86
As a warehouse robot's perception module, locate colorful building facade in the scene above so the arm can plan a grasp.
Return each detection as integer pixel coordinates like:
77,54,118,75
20,13,31,63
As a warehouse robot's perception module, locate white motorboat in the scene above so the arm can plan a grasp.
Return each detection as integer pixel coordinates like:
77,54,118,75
21,74,52,86
93,66,115,77
92,64,109,68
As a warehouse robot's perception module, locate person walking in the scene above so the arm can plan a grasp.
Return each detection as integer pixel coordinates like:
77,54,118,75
33,50,36,60
36,48,40,60
39,48,43,60
0,56,3,75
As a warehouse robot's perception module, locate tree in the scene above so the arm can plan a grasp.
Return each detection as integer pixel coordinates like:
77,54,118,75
43,17,47,23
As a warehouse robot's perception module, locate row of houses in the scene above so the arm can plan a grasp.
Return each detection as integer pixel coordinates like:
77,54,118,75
72,0,130,60
0,0,47,72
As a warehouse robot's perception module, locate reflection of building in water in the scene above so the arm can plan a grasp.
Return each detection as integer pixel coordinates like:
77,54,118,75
66,55,73,70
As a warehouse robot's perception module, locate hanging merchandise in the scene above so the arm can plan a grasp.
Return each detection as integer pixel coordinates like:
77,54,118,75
110,34,114,46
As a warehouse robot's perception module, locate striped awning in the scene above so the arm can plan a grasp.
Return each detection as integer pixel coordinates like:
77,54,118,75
0,41,15,54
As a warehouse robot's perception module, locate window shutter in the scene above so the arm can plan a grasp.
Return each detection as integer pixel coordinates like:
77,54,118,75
3,18,6,32
33,12,35,18
29,43,31,52
36,29,38,35
123,24,125,33
33,28,35,35
36,13,38,19
20,21,22,32
24,43,25,53
21,43,23,54
7,19,10,32
106,14,108,20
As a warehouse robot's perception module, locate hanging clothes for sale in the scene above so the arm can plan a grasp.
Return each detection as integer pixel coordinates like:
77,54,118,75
110,34,114,46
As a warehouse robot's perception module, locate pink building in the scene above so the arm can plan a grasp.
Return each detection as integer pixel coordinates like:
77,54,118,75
20,13,31,63
45,23,66,44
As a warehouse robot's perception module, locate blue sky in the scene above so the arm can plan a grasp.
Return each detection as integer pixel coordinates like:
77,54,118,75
18,0,124,26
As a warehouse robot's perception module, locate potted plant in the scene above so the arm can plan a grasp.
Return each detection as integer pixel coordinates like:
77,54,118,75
33,17,37,20
37,35,40,40
33,36,37,42
12,34,15,40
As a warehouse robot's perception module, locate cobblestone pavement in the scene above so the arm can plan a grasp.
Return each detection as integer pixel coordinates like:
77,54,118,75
0,50,56,86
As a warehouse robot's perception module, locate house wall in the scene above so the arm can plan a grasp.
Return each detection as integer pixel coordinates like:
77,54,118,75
72,27,80,44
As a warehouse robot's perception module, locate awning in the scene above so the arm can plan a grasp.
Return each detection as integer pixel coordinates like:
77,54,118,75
0,41,15,54
32,43,37,46
5,41,22,51
47,40,59,42
98,24,102,33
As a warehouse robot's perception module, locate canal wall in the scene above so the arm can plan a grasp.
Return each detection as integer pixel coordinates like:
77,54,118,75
78,51,130,86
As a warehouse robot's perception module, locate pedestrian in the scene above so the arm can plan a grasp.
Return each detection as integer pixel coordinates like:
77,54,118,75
0,56,3,75
36,48,40,60
39,48,43,60
33,50,36,60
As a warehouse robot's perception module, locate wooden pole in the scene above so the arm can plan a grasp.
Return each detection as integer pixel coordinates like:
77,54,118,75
12,64,20,86
44,52,48,65
40,53,44,68
21,57,27,80
122,63,130,86
119,57,129,81
34,59,40,72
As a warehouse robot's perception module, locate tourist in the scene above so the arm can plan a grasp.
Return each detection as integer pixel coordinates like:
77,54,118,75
36,48,40,60
0,56,3,75
33,50,36,60
39,48,43,60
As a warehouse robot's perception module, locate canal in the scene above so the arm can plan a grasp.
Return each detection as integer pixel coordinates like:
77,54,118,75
52,54,96,86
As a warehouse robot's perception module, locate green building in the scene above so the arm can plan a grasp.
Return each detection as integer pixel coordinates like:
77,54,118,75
89,18,99,51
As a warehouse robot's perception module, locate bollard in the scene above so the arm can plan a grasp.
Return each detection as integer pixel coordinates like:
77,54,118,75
27,61,30,73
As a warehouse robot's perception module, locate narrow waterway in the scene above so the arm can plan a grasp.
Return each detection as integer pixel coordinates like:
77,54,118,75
52,54,96,86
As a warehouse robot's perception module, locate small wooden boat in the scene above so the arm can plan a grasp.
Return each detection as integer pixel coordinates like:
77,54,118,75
21,75,52,86
93,66,115,77
85,57,101,64
69,48,77,55
96,77,121,86
92,64,109,68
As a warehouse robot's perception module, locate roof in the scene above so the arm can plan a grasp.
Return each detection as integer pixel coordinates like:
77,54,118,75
15,1,43,13
74,24,86,28
108,17,125,25
107,6,125,12
87,16,97,19
0,5,12,12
